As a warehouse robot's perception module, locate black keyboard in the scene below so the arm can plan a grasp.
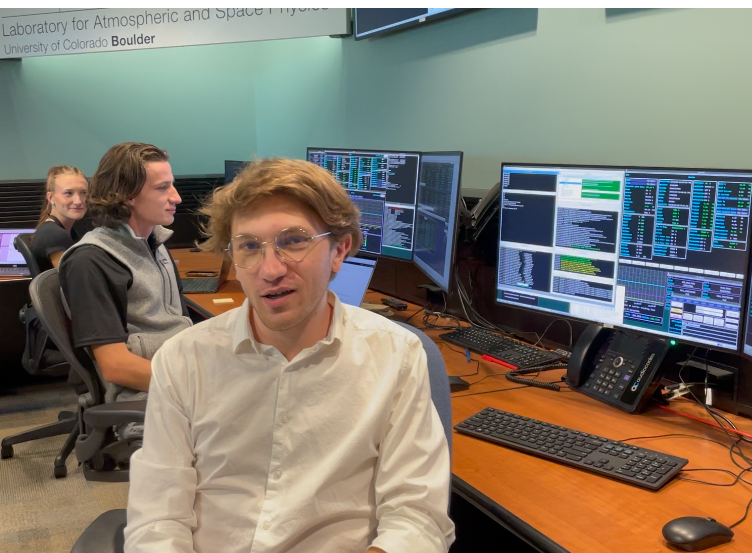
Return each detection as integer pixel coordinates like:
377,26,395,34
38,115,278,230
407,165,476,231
440,327,563,368
455,408,688,491
182,277,219,293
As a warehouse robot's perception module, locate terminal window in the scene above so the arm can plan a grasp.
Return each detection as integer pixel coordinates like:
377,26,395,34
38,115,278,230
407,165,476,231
497,166,624,323
308,149,419,259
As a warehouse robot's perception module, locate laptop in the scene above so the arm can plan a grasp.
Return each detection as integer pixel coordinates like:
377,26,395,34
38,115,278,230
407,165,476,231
330,257,377,307
0,228,31,277
182,255,232,293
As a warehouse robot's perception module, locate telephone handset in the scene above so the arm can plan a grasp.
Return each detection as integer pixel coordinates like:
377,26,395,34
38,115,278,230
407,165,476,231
566,324,671,413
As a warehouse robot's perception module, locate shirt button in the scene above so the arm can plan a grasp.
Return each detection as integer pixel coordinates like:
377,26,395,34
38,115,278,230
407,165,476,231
263,521,270,531
281,415,289,424
274,469,282,479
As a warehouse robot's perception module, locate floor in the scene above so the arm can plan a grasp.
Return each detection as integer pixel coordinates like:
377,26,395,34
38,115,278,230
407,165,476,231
0,380,128,553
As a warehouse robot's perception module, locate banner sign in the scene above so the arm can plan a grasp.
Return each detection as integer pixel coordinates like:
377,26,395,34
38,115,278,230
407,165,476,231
0,8,349,59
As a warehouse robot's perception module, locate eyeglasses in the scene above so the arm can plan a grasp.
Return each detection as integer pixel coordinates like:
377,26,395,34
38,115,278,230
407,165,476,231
227,227,332,269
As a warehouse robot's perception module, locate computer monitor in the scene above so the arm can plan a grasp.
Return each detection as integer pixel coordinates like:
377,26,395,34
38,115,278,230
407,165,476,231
329,257,378,307
225,160,248,184
0,228,30,267
496,163,752,352
307,148,421,260
744,279,752,358
412,152,464,292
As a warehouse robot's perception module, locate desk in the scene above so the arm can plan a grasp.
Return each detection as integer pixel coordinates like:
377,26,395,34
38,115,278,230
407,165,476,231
172,249,752,552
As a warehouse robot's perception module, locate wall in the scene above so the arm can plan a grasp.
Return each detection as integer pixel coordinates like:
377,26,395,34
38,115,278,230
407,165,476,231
2,8,752,191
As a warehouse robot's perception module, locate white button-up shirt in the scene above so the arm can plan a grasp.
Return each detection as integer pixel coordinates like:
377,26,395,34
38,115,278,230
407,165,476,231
124,294,455,553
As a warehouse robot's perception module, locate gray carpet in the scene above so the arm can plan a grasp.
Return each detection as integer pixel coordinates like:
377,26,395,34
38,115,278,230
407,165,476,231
0,382,129,553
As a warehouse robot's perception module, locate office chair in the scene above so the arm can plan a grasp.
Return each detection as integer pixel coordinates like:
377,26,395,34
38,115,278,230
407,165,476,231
16,269,146,480
394,322,453,451
14,233,40,277
1,236,73,471
14,233,68,376
68,319,453,553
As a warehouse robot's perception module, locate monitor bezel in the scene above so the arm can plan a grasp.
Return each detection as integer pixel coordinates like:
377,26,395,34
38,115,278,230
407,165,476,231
353,8,468,40
306,147,423,262
496,161,752,354
412,151,464,293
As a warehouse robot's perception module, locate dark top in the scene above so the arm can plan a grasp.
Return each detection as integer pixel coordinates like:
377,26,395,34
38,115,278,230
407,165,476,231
30,216,79,273
59,235,189,349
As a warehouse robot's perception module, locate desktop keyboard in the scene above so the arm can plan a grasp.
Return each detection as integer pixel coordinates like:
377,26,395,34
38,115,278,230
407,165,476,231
455,408,688,491
0,267,30,277
440,327,563,368
182,277,219,293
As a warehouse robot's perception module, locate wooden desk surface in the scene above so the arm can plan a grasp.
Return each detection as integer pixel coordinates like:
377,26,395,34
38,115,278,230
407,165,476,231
172,248,246,317
172,249,752,552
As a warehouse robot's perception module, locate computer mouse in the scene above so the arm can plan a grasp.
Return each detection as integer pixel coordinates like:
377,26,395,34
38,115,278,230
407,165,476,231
448,376,470,393
662,516,733,551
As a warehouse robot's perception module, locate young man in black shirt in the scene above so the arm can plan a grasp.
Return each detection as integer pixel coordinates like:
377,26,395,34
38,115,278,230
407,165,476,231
60,142,192,403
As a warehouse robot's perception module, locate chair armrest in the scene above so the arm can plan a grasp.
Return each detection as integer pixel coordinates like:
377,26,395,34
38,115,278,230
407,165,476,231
83,401,146,428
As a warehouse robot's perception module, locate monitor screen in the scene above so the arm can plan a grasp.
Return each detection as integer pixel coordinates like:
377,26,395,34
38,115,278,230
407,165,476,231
496,164,752,352
225,160,248,184
329,257,378,307
307,148,420,260
413,152,463,292
354,8,465,39
0,228,30,266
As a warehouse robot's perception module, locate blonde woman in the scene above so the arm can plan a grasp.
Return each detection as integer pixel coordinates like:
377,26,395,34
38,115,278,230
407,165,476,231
31,165,87,271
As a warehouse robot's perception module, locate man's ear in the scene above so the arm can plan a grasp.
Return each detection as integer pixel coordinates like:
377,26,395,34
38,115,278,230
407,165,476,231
331,234,352,274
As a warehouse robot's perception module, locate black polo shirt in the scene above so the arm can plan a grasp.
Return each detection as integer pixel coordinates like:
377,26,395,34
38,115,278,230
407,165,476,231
59,236,189,349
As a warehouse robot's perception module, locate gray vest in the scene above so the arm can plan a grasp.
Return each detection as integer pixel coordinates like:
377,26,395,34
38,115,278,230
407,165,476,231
63,224,192,402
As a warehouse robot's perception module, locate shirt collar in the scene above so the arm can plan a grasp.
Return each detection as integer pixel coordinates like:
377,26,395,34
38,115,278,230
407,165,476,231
231,292,345,357
120,223,173,246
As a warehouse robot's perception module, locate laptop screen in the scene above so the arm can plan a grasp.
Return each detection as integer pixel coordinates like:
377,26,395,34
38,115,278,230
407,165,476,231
330,257,377,307
0,229,30,266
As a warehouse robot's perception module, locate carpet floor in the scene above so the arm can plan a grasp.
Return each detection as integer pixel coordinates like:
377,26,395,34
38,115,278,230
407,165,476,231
0,382,128,553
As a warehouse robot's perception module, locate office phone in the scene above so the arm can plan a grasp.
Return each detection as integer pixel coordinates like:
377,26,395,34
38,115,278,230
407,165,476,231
566,325,671,413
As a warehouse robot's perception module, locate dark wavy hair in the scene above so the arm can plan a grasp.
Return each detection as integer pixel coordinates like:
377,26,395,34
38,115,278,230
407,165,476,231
87,142,169,228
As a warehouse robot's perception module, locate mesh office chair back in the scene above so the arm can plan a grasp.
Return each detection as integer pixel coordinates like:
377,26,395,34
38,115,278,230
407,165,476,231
14,233,40,278
30,269,104,405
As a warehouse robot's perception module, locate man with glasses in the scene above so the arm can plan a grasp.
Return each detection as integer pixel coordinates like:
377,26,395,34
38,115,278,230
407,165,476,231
124,159,455,553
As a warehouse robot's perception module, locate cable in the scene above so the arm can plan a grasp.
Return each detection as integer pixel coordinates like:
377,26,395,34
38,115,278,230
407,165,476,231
504,363,568,391
729,496,752,529
436,341,481,378
656,405,752,441
451,383,548,398
620,433,747,450
404,305,427,325
532,319,573,349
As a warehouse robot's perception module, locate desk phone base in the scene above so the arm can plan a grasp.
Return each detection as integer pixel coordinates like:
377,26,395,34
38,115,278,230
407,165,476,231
455,407,688,491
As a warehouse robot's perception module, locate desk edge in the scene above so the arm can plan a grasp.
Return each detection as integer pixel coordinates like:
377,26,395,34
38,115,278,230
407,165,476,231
452,475,570,553
184,296,216,320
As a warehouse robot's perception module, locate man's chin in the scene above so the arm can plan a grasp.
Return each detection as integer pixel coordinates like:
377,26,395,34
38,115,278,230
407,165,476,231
260,311,302,331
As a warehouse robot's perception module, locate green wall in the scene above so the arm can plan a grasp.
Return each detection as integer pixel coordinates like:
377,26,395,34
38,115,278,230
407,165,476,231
2,8,752,191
